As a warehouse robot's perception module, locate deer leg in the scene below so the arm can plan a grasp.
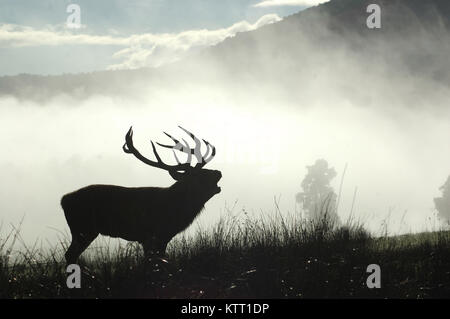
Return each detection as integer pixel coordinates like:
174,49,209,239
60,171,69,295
65,232,98,265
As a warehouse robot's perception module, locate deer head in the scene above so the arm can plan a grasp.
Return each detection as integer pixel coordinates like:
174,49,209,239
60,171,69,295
122,126,222,201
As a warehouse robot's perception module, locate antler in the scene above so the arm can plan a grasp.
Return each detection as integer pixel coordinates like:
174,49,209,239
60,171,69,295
123,127,192,177
123,126,216,179
156,126,216,169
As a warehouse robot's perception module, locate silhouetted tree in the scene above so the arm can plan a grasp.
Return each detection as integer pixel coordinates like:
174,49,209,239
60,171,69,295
296,159,340,224
434,176,450,224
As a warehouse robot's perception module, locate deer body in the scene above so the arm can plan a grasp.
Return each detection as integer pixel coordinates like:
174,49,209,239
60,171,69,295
62,126,221,264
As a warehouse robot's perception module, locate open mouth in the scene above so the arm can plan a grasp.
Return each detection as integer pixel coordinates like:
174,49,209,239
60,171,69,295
214,181,221,193
214,172,222,193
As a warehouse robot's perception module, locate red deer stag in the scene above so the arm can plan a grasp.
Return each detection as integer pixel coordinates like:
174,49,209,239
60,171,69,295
61,126,222,264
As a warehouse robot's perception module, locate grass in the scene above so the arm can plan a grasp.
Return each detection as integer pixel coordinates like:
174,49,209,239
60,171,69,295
1,210,450,299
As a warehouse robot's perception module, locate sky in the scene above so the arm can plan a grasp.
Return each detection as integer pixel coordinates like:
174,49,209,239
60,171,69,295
0,0,328,75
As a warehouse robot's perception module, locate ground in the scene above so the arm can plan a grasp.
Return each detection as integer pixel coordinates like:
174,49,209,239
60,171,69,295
1,214,449,298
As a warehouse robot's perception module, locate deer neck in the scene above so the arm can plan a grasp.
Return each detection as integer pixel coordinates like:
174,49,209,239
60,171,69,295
169,180,207,216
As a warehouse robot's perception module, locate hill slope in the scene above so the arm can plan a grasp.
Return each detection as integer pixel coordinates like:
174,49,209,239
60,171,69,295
0,0,449,101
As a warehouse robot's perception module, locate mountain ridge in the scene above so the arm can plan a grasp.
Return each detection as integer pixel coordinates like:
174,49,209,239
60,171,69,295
1,0,449,101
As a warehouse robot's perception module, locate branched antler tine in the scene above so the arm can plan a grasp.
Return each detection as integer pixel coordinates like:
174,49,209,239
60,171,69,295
122,127,134,153
156,142,173,149
172,150,182,165
172,138,192,166
156,132,189,155
193,139,216,168
204,141,216,164
150,141,163,163
164,132,179,143
123,126,191,172
181,138,192,164
202,139,211,159
194,139,211,168
178,126,203,164
156,132,180,149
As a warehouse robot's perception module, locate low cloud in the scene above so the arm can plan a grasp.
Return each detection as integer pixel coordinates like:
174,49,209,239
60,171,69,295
0,14,281,70
107,14,282,69
253,0,329,8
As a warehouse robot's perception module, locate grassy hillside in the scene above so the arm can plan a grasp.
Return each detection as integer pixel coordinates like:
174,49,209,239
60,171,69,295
1,213,449,299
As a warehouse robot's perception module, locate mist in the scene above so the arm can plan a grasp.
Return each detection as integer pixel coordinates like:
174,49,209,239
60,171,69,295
1,3,450,246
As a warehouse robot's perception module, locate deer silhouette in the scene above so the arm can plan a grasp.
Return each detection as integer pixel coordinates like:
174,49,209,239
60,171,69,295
61,126,222,264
